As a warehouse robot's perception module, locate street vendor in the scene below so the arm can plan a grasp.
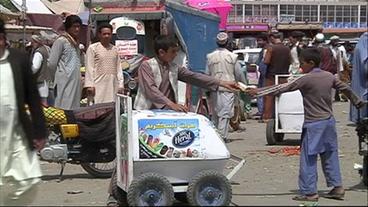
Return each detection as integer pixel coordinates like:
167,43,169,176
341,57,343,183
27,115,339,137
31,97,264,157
134,35,239,112
246,48,365,202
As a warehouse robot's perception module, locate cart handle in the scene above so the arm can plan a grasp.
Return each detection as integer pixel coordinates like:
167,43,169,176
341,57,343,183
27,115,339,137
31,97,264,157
226,154,246,180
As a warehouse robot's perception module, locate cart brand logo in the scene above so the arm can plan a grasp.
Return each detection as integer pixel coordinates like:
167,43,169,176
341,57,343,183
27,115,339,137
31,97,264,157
172,130,195,148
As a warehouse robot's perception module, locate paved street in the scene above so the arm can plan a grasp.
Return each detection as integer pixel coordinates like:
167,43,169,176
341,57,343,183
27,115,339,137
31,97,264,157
31,101,367,206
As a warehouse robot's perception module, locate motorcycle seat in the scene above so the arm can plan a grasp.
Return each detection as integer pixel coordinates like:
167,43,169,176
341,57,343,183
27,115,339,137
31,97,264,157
73,102,115,121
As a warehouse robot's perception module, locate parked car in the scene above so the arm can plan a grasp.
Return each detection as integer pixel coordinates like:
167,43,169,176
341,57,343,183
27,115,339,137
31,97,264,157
233,48,262,86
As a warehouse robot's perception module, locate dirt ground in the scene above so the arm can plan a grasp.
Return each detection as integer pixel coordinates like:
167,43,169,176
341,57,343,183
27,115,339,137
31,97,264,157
24,102,368,206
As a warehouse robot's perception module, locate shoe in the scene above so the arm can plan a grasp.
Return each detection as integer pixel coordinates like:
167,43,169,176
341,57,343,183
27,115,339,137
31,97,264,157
106,194,118,207
292,194,319,202
224,139,232,143
323,187,345,200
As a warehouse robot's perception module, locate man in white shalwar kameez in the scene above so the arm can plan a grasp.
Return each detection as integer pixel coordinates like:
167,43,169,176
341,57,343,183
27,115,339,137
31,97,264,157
0,19,47,206
206,32,238,142
84,23,124,104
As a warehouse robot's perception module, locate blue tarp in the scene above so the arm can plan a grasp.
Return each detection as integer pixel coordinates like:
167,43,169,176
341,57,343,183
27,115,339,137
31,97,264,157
166,2,220,72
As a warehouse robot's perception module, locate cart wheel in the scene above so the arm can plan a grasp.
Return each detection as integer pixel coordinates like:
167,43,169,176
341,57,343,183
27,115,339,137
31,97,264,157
266,119,285,145
186,170,232,206
111,168,127,206
363,155,368,186
127,173,174,206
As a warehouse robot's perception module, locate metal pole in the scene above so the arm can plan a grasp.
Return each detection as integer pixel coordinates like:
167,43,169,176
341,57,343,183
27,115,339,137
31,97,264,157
22,0,27,49
86,0,92,48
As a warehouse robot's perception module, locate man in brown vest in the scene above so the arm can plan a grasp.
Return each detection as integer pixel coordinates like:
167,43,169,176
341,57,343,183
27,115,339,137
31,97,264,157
31,35,51,106
262,32,291,122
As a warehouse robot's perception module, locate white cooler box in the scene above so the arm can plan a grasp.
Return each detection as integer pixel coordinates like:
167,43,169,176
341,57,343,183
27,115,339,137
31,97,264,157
277,90,304,132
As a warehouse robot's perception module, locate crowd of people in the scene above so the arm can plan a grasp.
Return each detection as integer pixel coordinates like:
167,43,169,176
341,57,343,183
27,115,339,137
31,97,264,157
0,13,366,206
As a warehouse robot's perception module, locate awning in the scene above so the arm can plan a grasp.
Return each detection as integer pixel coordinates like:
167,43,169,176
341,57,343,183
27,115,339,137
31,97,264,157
323,28,368,34
0,4,20,20
90,4,166,21
11,0,52,14
40,0,86,15
185,0,232,30
276,23,323,31
226,23,269,32
26,13,65,33
4,23,58,41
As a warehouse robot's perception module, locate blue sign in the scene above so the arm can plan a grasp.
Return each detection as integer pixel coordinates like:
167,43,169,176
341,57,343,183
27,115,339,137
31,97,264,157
172,130,195,148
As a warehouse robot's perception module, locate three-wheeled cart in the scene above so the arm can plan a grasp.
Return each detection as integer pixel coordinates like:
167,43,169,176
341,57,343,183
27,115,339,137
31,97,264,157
266,75,305,145
112,94,245,206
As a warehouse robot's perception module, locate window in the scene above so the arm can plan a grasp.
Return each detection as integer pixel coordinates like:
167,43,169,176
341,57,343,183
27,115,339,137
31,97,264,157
245,5,252,16
270,5,277,16
361,5,367,26
343,6,351,23
236,4,243,22
320,5,328,22
280,5,287,14
288,5,295,15
262,5,269,16
351,6,358,22
328,5,335,22
295,5,303,21
303,5,311,21
336,6,343,22
228,5,236,23
311,5,318,22
253,5,260,16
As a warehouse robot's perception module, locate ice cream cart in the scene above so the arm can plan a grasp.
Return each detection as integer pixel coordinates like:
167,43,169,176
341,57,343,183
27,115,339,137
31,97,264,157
265,75,305,145
112,94,245,206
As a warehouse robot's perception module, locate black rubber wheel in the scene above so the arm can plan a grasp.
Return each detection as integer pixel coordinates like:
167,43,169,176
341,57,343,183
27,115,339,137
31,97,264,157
111,169,127,206
363,155,368,186
80,158,116,178
127,173,174,206
186,170,232,206
266,119,285,145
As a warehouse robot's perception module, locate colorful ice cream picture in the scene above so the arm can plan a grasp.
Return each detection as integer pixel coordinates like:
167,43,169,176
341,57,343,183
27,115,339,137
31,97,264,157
138,119,201,159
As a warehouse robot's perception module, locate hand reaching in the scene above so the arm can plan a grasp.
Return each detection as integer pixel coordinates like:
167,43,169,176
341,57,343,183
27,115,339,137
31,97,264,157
244,88,258,98
356,100,367,109
167,102,188,113
117,87,125,94
219,81,240,92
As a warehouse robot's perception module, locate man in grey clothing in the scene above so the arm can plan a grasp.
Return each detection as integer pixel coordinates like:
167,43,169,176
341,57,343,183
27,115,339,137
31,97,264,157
48,15,82,110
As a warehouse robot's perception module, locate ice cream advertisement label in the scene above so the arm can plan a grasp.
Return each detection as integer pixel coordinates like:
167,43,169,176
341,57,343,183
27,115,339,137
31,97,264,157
138,119,201,159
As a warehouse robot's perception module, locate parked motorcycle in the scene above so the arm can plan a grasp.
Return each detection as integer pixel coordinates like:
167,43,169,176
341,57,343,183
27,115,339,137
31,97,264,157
40,102,116,180
121,53,146,100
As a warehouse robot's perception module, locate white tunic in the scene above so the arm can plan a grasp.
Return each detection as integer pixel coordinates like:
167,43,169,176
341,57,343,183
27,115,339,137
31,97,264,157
84,42,123,104
0,50,42,200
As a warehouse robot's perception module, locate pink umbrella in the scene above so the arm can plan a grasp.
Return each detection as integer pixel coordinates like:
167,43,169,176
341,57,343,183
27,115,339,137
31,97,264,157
185,0,232,30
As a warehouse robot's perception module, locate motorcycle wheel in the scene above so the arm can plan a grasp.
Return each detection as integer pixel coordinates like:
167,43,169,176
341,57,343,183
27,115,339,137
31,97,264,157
81,159,116,178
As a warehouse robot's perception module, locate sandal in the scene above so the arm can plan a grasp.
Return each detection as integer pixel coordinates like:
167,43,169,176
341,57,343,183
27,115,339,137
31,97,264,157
106,194,119,207
292,194,319,202
323,188,345,200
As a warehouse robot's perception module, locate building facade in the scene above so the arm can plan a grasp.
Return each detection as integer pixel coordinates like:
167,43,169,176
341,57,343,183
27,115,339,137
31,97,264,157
227,0,367,37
